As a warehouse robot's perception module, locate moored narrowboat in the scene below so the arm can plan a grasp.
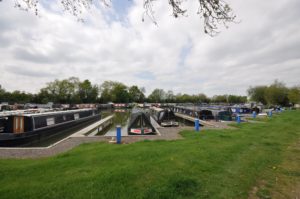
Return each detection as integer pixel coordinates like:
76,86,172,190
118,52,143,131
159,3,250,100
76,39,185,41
128,109,156,135
211,110,232,121
150,107,178,127
197,109,214,120
0,109,101,147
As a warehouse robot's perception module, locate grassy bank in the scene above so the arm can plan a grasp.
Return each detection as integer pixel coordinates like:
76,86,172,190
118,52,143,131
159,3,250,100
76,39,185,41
0,111,299,199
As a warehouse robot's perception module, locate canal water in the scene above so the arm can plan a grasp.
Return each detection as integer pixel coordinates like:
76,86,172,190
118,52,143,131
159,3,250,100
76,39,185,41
93,109,131,136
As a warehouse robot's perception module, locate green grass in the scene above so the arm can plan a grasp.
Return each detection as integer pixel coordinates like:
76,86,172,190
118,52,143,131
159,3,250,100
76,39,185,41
0,111,300,199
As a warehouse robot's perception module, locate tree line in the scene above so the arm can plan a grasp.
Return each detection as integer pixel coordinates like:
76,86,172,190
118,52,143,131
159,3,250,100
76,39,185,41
248,80,300,106
0,77,299,106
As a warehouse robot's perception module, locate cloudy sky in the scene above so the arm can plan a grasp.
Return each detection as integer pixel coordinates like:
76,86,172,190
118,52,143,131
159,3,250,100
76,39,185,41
0,0,299,96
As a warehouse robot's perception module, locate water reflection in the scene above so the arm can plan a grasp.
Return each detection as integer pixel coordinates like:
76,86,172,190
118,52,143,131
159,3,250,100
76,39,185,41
97,109,131,136
175,117,195,127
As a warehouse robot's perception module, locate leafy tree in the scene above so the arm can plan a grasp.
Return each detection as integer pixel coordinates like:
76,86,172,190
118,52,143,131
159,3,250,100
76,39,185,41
174,93,209,103
264,80,289,106
9,91,33,103
10,0,236,36
211,95,228,103
128,86,145,103
37,77,99,104
195,93,210,104
79,80,99,103
148,89,166,103
34,88,52,104
0,85,7,102
247,86,268,105
0,85,5,95
227,95,247,104
288,86,300,105
177,94,192,103
99,81,129,103
113,83,129,103
46,77,79,103
165,90,176,103
99,81,115,103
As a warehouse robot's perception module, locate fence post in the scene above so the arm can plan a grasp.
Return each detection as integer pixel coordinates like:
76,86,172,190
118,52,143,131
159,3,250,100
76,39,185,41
116,125,121,144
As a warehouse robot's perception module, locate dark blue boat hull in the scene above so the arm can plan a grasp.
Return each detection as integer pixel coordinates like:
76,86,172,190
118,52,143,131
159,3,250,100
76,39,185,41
0,115,101,147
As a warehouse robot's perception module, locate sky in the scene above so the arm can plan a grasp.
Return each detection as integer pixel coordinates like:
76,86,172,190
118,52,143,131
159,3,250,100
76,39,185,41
0,0,299,97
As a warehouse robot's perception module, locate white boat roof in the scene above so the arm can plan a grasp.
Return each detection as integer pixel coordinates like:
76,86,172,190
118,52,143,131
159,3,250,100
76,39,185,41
150,107,164,112
0,108,95,117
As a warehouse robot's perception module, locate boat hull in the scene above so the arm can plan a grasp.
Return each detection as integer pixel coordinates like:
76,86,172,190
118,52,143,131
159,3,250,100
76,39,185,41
0,115,101,147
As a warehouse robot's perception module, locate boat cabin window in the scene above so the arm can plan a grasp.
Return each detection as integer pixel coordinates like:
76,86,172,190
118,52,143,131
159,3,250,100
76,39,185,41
46,117,55,126
74,114,79,120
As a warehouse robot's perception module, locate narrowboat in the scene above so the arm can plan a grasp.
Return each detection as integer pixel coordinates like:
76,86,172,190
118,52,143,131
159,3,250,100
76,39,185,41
0,109,101,147
230,107,252,114
211,110,233,121
197,109,215,120
150,107,178,127
172,106,215,121
128,109,156,135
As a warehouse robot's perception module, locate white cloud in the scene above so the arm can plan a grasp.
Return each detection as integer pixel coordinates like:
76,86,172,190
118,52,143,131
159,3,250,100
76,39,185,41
0,0,299,96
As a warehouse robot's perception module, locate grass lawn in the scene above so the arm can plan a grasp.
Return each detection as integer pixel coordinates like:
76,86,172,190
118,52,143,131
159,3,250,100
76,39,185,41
0,111,299,199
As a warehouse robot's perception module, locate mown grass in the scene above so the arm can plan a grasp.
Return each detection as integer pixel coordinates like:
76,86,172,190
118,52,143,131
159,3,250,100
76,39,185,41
0,111,299,199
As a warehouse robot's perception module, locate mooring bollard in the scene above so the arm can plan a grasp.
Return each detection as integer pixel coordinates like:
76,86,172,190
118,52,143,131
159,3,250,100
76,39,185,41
195,118,200,132
268,111,272,117
116,125,121,144
252,111,257,119
237,115,241,124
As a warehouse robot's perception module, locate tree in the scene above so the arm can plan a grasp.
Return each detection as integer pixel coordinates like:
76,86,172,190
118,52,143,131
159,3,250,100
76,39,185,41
165,90,175,103
99,81,129,103
35,88,52,104
264,80,289,106
128,86,145,103
195,93,210,104
79,80,99,103
227,95,247,104
9,91,33,103
0,85,6,102
288,86,300,105
37,77,99,104
148,89,166,103
10,0,236,36
113,83,129,103
211,95,228,103
99,81,115,103
247,86,268,105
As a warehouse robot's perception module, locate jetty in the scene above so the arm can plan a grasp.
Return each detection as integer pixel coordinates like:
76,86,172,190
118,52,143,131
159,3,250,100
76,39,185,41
174,112,217,127
71,115,113,137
